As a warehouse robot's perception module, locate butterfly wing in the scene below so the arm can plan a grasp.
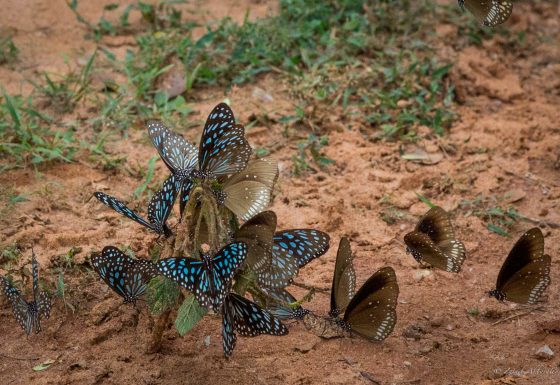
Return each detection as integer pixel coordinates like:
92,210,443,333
147,174,182,236
198,103,252,177
404,232,465,272
222,181,272,221
147,120,198,174
222,296,237,357
37,291,52,320
493,228,550,304
462,0,513,27
92,246,159,304
262,288,309,320
223,158,279,189
94,192,155,232
234,211,276,273
273,229,330,268
330,237,356,317
156,257,203,297
179,178,195,217
208,242,248,308
31,251,39,302
1,277,34,335
415,206,455,245
343,267,399,341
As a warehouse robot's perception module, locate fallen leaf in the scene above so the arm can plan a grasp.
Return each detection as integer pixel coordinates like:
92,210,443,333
33,359,55,372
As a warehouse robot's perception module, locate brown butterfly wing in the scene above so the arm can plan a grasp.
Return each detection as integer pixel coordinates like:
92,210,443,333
500,254,551,304
495,228,549,304
234,211,277,274
404,232,460,272
415,206,455,244
463,0,513,27
343,267,399,341
330,237,356,316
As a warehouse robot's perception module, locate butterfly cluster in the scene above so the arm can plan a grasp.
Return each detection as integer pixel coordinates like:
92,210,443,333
90,103,325,357
1,251,52,336
79,103,556,358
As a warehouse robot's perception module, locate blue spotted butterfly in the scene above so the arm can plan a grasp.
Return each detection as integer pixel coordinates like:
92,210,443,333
148,104,253,217
260,287,310,321
1,251,52,335
94,174,181,237
157,242,248,310
91,246,159,304
222,292,288,357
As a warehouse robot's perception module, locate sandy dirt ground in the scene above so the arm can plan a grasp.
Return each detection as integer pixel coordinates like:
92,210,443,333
1,1,560,384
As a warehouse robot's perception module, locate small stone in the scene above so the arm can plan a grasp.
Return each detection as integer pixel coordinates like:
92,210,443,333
430,318,443,328
445,324,455,331
294,336,320,353
403,361,412,368
535,345,554,360
203,335,211,347
402,324,428,340
413,270,433,282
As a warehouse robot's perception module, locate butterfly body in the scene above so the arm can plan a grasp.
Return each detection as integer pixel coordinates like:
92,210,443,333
404,206,466,273
157,242,248,310
1,252,52,335
91,246,159,304
489,228,551,304
329,239,399,341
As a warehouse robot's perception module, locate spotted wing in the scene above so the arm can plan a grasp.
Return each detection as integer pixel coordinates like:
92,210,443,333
1,276,34,335
404,232,463,272
207,242,248,308
92,246,159,304
273,229,330,268
415,206,455,245
462,0,513,27
222,181,271,221
179,178,195,217
146,174,182,236
495,228,550,304
94,192,155,232
330,237,356,317
222,293,288,357
343,267,399,341
198,103,252,177
37,291,52,320
147,120,198,174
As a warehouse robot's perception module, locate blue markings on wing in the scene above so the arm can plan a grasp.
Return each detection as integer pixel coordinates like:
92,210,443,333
273,229,330,268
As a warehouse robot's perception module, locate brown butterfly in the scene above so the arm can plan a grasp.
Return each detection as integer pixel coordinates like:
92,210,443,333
458,0,513,27
404,206,466,273
488,228,551,304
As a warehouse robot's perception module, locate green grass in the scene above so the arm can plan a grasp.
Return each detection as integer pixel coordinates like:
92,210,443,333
459,195,525,237
292,134,334,176
0,36,18,65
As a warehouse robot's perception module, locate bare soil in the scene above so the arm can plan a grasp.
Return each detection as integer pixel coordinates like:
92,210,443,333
1,1,560,384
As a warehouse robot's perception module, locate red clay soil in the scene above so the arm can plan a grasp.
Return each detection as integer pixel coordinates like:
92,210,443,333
1,1,560,384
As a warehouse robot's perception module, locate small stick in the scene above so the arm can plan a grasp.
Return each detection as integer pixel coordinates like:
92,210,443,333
292,281,329,293
492,307,544,326
0,353,39,361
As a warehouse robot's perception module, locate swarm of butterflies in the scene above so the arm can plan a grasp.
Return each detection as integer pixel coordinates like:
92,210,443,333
1,102,551,359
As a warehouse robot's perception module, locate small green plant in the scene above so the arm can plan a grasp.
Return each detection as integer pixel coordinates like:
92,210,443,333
459,195,525,237
0,36,18,65
292,134,334,176
0,91,78,169
30,52,96,113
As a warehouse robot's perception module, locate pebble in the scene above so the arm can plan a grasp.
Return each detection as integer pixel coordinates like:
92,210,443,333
534,345,554,360
413,270,433,282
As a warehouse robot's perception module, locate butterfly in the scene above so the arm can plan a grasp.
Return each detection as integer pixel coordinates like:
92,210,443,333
458,0,513,27
91,246,160,304
221,292,288,357
234,211,330,289
1,251,52,335
94,174,181,237
329,237,356,318
157,242,248,310
149,103,252,183
488,228,551,304
334,266,399,341
404,206,466,273
262,287,310,321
